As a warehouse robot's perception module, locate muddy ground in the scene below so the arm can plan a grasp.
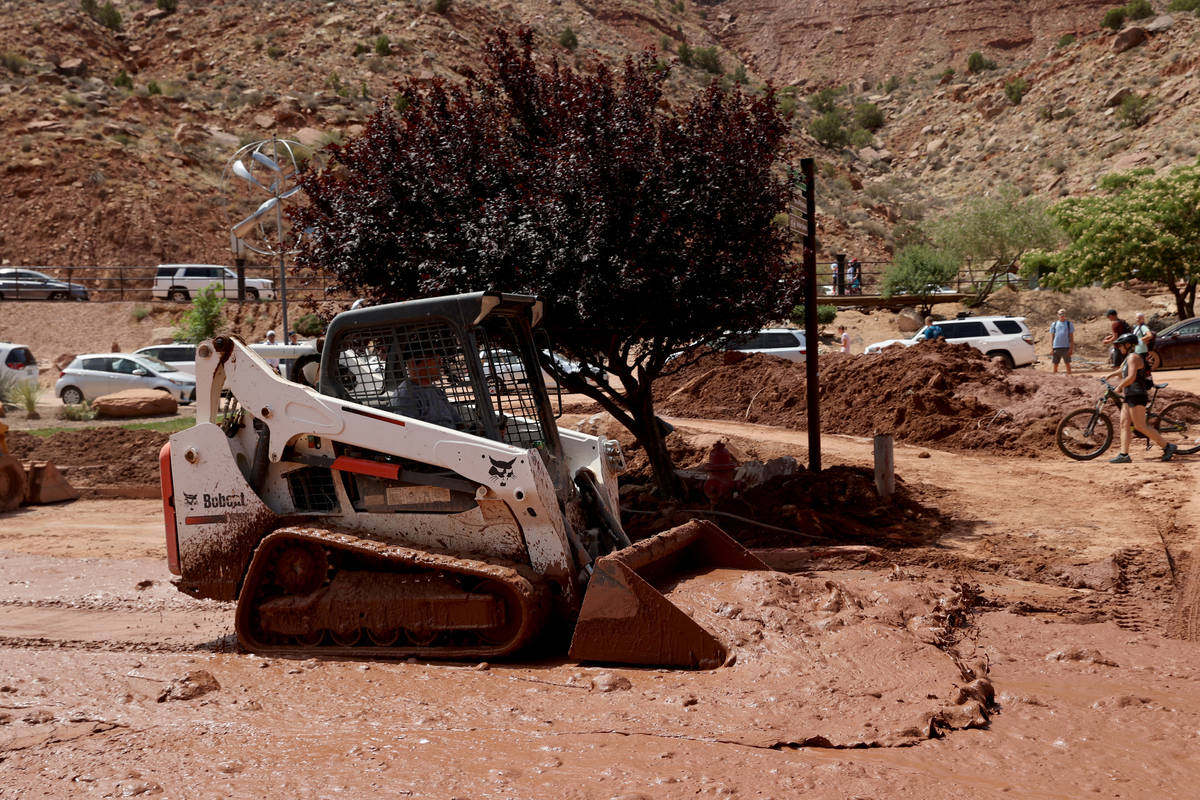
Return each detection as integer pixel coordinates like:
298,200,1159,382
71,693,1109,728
4,407,1200,797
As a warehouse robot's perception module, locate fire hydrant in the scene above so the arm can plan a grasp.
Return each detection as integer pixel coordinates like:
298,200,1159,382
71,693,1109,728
703,441,740,503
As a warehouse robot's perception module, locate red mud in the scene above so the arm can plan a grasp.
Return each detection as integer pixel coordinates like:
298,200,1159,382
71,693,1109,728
655,343,1199,457
6,428,168,487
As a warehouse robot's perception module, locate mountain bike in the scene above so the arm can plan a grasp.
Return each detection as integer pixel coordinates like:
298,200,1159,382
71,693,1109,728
1055,378,1200,460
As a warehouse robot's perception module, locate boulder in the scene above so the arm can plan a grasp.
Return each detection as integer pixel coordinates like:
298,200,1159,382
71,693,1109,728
55,58,87,77
1144,15,1174,34
151,327,176,345
92,389,177,419
1103,87,1133,108
1113,27,1148,54
897,308,925,333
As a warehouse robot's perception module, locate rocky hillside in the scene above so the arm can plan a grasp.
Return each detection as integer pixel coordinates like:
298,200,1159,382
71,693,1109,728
0,0,1197,270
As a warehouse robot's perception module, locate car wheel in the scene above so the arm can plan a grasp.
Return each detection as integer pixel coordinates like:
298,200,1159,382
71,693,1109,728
169,288,190,303
49,291,67,301
1146,350,1162,370
245,288,260,301
986,350,1016,369
60,386,84,405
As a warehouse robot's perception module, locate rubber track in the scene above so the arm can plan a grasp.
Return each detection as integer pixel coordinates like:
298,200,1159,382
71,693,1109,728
234,527,550,660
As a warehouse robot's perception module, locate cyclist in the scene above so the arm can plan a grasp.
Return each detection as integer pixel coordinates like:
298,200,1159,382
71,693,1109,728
1105,332,1177,463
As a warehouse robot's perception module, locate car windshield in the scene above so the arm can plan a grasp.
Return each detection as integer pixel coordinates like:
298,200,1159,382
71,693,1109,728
138,356,178,373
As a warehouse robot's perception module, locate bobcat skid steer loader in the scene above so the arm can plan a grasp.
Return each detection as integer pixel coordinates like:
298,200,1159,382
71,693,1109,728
160,292,766,667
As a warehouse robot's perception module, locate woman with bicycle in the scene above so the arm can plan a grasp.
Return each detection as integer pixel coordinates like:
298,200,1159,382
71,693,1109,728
1105,332,1178,463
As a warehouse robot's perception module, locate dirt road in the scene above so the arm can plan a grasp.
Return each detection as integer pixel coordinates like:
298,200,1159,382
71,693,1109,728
2,418,1198,799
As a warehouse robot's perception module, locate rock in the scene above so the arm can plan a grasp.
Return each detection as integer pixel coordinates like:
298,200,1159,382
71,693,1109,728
253,112,274,129
1103,87,1133,108
92,389,178,419
897,307,925,332
293,126,326,147
55,58,86,77
1113,27,1148,54
1144,15,1174,34
53,353,75,372
150,327,175,345
157,669,220,702
1046,647,1118,667
925,137,946,155
590,672,632,692
976,96,1007,120
949,83,971,101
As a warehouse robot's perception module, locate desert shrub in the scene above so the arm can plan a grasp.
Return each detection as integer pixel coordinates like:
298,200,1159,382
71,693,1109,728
81,0,122,31
1004,77,1028,104
809,111,848,148
157,0,178,11
849,127,874,148
882,75,900,93
113,69,133,89
267,45,284,59
966,51,996,73
293,313,325,337
1057,33,1076,48
375,34,391,56
659,35,673,52
432,0,451,13
1167,0,1200,10
1102,7,1127,29
1125,0,1153,19
731,64,748,84
174,285,226,343
147,80,162,95
131,305,151,321
677,41,693,66
0,372,18,405
7,380,40,416
853,100,884,131
558,27,578,51
57,401,96,421
790,304,839,326
939,67,955,82
808,86,840,114
777,92,798,117
1118,93,1153,127
692,46,722,74
1,50,29,74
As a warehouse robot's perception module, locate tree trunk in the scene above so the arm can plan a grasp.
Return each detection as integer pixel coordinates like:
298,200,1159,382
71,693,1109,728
634,407,684,500
1168,280,1197,320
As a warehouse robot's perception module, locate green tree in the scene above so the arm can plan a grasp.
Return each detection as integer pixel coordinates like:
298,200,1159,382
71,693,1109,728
809,110,848,148
1125,0,1153,19
1102,7,1127,29
558,26,578,51
932,184,1061,303
1004,77,1028,104
852,100,883,131
292,28,797,497
692,46,721,74
966,51,995,73
881,246,960,316
173,285,227,343
808,86,840,114
1026,163,1200,319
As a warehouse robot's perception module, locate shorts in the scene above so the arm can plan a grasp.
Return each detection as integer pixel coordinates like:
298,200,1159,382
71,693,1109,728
1052,347,1071,364
1124,391,1148,407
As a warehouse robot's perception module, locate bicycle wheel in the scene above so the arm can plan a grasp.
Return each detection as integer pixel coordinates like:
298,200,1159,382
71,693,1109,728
1056,408,1114,460
1154,401,1200,454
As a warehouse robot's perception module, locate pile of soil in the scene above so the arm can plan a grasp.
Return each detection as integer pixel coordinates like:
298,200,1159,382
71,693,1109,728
7,428,168,487
655,343,1196,458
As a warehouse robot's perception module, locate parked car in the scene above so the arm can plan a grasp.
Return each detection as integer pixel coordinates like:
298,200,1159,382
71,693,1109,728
134,344,198,376
55,353,197,405
0,343,38,389
152,264,275,302
1144,316,1200,371
864,315,1036,367
480,348,607,392
724,328,807,362
0,268,89,301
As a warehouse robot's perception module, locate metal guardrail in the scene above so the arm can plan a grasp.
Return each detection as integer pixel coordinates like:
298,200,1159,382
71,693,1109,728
0,265,350,302
819,257,1030,300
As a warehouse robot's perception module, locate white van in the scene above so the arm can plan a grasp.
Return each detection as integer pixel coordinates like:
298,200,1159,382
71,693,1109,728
152,264,275,302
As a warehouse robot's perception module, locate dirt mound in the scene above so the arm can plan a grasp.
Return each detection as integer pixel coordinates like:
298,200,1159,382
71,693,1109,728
656,343,1196,458
7,428,168,487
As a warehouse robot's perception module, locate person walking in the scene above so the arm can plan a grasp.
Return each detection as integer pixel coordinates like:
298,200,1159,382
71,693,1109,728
838,325,851,354
1102,309,1131,367
260,329,281,373
1048,308,1075,374
1105,332,1177,463
1132,312,1154,357
922,316,945,341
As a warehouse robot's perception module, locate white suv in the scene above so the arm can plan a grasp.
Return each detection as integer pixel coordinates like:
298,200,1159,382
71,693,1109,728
152,264,275,302
725,328,806,361
865,315,1036,367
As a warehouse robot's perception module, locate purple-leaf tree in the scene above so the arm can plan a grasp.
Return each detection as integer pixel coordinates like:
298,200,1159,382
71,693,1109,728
293,28,800,496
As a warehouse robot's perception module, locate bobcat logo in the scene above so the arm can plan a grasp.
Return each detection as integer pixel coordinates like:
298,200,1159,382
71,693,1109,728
488,456,517,486
182,492,198,507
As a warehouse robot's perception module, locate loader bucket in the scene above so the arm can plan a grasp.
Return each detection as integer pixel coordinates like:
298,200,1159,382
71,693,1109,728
0,454,26,512
21,460,78,505
568,519,770,669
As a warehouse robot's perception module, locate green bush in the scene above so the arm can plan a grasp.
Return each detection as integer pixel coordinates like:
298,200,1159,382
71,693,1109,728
147,80,162,95
558,27,578,51
966,51,996,73
82,0,122,31
113,69,133,89
692,46,722,75
157,0,178,11
1125,0,1153,19
1004,77,1028,104
1102,7,1127,29
849,127,874,148
174,285,227,344
2,50,29,74
808,86,840,114
777,93,798,118
1167,0,1200,10
131,305,151,321
6,380,40,416
882,75,901,93
1056,33,1076,48
375,34,391,56
267,45,284,59
57,401,97,421
939,67,956,82
731,64,748,84
1118,93,1153,127
293,313,326,337
809,111,848,148
677,42,693,67
659,35,673,53
881,245,959,298
790,304,839,327
432,0,451,13
853,100,884,131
